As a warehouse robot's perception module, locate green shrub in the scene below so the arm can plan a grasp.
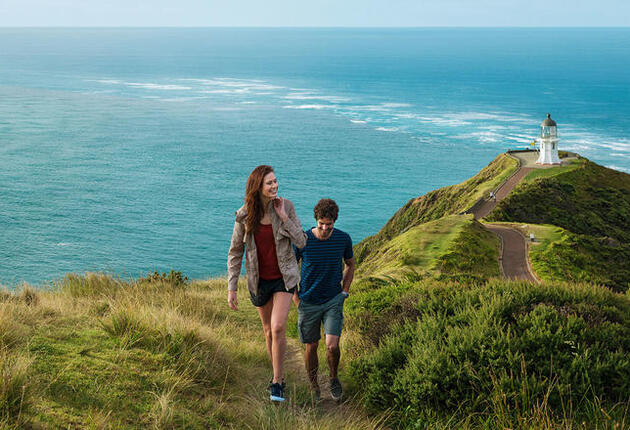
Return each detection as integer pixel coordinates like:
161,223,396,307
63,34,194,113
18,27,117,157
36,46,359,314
347,279,630,427
139,270,189,288
530,230,630,293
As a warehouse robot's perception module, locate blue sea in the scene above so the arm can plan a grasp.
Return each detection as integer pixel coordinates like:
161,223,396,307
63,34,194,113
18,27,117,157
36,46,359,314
1,28,629,285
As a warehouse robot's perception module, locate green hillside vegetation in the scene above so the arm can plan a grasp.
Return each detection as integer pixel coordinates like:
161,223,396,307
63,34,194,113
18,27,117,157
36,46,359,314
344,278,630,429
344,153,630,428
487,159,630,244
356,215,500,282
485,223,630,292
0,273,384,430
521,157,584,183
355,153,518,264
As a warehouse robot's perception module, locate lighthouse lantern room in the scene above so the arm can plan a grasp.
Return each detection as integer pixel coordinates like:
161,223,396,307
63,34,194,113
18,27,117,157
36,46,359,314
536,113,561,165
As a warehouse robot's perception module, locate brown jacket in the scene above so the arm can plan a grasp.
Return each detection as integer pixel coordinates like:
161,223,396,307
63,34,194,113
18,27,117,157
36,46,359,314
227,198,306,296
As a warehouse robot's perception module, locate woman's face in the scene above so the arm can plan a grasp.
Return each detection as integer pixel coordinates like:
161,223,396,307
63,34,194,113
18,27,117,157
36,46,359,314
260,171,278,200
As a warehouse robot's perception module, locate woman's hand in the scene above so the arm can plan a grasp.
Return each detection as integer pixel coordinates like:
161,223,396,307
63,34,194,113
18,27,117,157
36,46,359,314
273,197,289,222
228,290,238,310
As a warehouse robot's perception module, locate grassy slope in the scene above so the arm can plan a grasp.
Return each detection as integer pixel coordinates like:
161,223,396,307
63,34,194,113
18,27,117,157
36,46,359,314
357,215,499,281
521,158,583,183
0,276,384,430
354,153,519,264
492,222,630,293
485,159,630,292
487,159,630,244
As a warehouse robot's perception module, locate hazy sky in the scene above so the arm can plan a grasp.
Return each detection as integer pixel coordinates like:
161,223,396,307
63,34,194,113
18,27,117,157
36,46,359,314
1,0,628,27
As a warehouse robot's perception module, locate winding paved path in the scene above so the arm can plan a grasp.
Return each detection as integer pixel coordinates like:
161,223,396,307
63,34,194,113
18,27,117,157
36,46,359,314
471,152,539,282
484,224,537,282
473,167,534,219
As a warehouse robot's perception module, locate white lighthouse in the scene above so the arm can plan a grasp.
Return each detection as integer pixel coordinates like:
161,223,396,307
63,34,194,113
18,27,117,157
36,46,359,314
536,113,561,165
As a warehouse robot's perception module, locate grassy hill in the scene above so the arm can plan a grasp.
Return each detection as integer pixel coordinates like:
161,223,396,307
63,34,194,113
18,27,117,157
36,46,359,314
484,158,630,293
491,223,630,293
356,214,500,282
343,153,630,427
354,153,518,264
487,158,630,244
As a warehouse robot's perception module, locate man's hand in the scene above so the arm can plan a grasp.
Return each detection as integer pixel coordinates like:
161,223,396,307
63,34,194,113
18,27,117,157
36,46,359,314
342,257,355,294
273,197,289,222
228,290,238,311
292,290,300,306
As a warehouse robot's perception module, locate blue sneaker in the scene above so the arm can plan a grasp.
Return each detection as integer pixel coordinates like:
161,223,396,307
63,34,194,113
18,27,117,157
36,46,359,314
270,382,285,402
267,379,285,393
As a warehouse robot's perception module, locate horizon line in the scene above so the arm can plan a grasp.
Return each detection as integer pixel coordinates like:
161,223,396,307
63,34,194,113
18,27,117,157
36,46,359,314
1,25,630,29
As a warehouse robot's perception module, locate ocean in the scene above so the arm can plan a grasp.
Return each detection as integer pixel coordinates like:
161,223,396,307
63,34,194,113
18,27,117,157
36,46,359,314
1,28,629,285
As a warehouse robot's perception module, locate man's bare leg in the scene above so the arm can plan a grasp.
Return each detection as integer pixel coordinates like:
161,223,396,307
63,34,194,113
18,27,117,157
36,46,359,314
325,334,340,379
304,342,320,392
326,334,343,401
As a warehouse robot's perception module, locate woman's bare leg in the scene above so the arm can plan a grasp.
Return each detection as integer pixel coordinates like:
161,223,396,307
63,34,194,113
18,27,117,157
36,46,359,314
256,299,274,361
270,292,293,383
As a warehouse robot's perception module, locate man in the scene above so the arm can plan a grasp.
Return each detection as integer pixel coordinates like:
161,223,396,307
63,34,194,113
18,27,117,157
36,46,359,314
294,198,355,401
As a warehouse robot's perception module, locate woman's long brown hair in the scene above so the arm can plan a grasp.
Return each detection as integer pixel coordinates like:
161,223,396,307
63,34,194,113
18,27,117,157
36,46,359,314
244,165,274,234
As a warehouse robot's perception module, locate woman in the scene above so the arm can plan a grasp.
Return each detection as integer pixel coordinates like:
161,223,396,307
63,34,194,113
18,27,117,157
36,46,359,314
227,165,306,403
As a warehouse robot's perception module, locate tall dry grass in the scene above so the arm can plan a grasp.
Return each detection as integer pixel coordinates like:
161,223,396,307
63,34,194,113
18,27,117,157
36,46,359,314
0,349,33,424
0,273,388,428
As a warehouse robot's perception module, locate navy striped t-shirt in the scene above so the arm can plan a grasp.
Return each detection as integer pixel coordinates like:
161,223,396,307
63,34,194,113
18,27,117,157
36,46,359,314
295,228,353,305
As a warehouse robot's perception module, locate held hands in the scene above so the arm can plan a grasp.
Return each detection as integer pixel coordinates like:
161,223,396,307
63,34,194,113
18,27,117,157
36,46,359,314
228,290,238,311
273,197,288,222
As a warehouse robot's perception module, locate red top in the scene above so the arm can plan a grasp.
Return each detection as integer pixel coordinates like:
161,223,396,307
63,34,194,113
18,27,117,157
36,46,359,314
254,224,282,281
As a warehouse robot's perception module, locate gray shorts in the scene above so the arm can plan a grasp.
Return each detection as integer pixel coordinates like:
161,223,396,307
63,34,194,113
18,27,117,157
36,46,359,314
297,292,345,344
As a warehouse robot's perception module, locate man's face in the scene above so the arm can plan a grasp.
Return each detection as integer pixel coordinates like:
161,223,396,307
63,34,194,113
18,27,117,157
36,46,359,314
316,217,335,240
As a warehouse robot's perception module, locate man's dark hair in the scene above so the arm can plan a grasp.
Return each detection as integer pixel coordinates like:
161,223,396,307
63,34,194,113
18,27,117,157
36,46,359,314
313,198,339,221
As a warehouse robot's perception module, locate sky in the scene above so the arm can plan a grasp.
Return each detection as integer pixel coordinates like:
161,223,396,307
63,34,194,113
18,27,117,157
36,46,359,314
0,0,628,27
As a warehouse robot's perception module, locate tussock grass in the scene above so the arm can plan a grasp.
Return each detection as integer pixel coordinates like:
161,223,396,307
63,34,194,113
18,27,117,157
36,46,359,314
58,272,123,298
7,270,626,428
0,273,383,429
0,350,32,424
0,307,27,350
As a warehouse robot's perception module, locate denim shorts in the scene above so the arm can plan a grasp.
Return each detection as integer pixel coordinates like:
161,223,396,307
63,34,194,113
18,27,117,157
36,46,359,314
297,292,346,344
249,278,296,307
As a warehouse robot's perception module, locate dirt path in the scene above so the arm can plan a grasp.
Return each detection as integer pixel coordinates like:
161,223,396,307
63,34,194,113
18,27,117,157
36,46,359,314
484,224,537,282
284,338,344,411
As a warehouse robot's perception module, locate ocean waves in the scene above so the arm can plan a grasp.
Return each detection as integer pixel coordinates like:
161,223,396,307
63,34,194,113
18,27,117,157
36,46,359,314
84,75,630,169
